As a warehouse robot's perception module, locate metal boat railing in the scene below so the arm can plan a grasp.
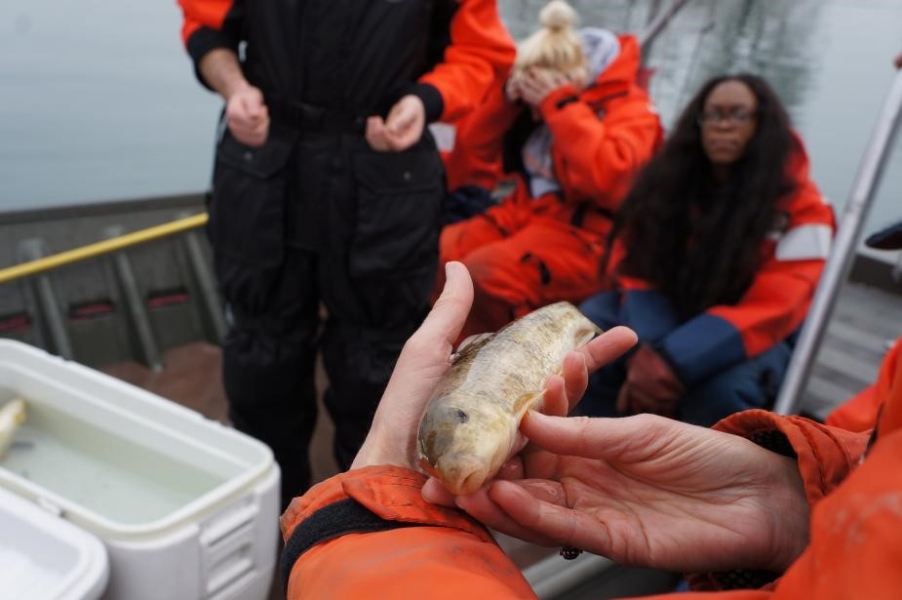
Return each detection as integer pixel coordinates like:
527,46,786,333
638,0,692,51
774,67,902,415
0,213,208,285
0,210,226,369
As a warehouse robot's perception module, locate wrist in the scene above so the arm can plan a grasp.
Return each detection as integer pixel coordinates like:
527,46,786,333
350,434,412,471
408,83,443,123
762,454,810,572
538,84,581,119
223,79,253,102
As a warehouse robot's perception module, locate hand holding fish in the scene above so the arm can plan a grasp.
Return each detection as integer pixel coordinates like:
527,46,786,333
351,262,635,480
351,261,474,471
429,413,810,575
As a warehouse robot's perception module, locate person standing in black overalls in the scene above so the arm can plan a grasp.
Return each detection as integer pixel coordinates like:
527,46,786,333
176,0,516,509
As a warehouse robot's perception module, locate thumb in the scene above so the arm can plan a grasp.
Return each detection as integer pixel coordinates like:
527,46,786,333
241,95,261,120
410,262,474,351
388,107,415,134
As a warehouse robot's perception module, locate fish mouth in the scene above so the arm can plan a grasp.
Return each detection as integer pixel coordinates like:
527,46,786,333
419,455,486,496
437,455,490,496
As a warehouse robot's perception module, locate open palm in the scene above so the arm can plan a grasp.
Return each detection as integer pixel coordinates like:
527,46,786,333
449,413,810,574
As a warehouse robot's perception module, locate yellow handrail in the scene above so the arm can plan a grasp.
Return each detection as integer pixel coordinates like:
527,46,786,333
0,212,209,285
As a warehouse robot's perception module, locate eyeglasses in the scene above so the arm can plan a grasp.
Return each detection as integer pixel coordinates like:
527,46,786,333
697,108,757,127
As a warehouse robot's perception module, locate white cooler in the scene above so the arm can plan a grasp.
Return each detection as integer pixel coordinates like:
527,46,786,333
0,485,109,599
0,340,281,600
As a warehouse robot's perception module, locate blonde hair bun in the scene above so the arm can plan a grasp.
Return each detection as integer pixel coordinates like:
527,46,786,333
540,0,579,32
511,0,588,90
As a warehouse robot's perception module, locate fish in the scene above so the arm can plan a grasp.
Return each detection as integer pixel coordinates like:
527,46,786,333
417,301,600,495
0,398,27,459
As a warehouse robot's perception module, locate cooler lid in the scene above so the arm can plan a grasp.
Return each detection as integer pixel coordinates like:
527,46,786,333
0,485,109,600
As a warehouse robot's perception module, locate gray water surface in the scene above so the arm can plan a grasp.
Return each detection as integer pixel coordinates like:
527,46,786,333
2,0,901,245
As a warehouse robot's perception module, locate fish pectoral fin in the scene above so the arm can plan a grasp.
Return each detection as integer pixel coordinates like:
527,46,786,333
513,391,545,418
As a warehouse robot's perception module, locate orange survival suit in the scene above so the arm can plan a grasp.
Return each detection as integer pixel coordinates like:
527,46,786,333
438,30,663,339
280,345,902,599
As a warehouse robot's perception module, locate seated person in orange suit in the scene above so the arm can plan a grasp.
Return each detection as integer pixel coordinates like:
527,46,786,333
578,74,835,427
436,0,663,340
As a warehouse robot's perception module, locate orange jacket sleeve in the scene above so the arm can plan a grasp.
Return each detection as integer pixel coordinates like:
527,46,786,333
418,0,517,123
281,466,537,600
177,0,242,60
442,75,520,191
538,82,662,211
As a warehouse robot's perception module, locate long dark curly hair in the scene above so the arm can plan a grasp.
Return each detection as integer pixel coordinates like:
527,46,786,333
610,73,796,320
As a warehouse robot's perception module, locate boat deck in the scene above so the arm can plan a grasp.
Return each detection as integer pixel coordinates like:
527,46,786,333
95,278,902,599
800,281,902,420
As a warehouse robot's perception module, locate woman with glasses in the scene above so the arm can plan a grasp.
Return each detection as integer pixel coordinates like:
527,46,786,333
577,73,836,426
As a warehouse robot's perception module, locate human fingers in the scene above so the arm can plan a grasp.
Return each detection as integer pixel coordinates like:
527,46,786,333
351,262,474,469
385,125,424,152
520,69,563,103
520,411,678,464
385,98,416,134
504,77,521,102
421,454,527,506
454,480,567,547
529,68,557,88
246,110,270,146
541,373,570,419
385,96,425,151
517,76,543,106
365,116,391,152
557,352,588,412
404,261,474,355
227,119,268,146
227,122,265,147
422,476,457,506
239,87,267,120
226,94,267,146
381,261,474,406
577,326,637,373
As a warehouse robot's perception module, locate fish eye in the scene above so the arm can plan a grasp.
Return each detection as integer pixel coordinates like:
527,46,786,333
455,409,469,423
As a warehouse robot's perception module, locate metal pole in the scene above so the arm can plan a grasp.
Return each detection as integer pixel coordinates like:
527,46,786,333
638,0,692,51
646,0,664,26
105,226,164,372
182,227,228,343
17,239,75,360
774,69,902,415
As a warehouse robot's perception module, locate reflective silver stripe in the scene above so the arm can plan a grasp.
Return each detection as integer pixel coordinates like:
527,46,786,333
428,122,456,153
775,224,833,261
